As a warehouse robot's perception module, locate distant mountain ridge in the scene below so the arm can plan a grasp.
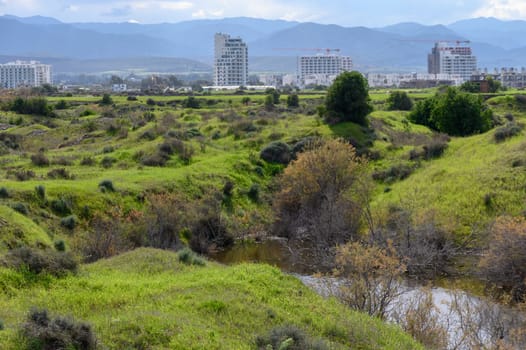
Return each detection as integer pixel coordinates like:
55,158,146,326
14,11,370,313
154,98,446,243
0,15,525,74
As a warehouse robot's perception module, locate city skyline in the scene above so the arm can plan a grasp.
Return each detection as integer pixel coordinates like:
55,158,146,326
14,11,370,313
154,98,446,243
0,0,525,27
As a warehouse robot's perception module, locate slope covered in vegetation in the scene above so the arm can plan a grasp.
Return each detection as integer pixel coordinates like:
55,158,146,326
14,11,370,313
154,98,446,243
0,248,423,349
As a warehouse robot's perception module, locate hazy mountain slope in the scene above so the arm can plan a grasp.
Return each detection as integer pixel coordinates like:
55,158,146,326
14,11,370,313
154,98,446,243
449,17,526,50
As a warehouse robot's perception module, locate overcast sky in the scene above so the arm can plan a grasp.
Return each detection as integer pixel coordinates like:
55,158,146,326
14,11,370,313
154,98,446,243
1,0,525,26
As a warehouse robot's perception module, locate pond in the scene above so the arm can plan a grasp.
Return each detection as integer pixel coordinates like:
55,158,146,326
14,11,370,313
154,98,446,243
210,239,525,349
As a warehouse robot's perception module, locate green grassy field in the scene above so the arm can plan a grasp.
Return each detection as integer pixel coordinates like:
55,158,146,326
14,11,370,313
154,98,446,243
0,248,423,349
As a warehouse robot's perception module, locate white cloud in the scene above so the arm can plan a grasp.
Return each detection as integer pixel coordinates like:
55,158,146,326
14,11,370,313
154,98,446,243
474,0,526,19
159,1,193,11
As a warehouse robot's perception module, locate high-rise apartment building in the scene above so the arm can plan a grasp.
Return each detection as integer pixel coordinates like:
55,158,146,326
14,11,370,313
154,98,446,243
298,54,353,80
428,42,477,82
214,33,248,87
0,60,52,89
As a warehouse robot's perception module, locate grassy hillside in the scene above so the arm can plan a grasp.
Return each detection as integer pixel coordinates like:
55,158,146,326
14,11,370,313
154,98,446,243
370,94,526,238
0,248,423,349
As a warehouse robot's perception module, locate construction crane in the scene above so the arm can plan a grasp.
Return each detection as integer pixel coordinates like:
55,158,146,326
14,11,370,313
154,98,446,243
273,48,341,55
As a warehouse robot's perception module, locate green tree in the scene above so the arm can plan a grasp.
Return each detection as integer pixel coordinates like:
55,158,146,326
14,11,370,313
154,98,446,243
487,77,502,93
409,87,491,136
286,94,299,108
386,91,413,111
431,87,491,136
325,71,372,125
459,81,480,93
100,93,113,106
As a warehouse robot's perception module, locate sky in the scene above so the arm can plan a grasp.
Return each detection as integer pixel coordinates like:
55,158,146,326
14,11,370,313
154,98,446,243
1,0,526,26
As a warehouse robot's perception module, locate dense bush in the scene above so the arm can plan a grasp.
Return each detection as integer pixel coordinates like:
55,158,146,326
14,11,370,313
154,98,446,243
47,168,73,180
386,91,413,111
50,198,72,216
11,202,29,215
35,185,46,201
100,156,116,169
409,87,492,136
9,97,54,116
177,247,206,266
409,136,449,161
98,180,115,192
31,152,50,167
255,324,328,350
182,96,200,109
80,156,95,166
372,164,414,183
4,247,77,276
287,94,300,108
494,122,524,142
60,215,77,230
21,308,96,350
100,93,113,105
260,141,292,164
0,187,9,198
14,170,36,181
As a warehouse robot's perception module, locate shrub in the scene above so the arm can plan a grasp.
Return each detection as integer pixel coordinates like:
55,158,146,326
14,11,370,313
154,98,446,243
55,99,68,110
0,187,9,198
30,152,50,167
0,318,3,331
248,184,260,202
52,156,73,166
50,198,72,216
14,170,35,181
222,180,234,197
47,168,73,180
255,324,328,350
372,164,413,183
99,180,115,192
4,247,77,276
139,129,156,141
102,145,114,153
387,91,413,111
260,141,292,164
35,185,46,201
100,156,116,168
80,156,95,166
100,93,113,105
54,240,66,252
287,94,300,108
182,96,200,109
127,95,137,101
21,308,96,350
140,152,168,167
146,98,156,106
494,122,524,142
177,247,206,266
60,215,77,230
11,202,28,215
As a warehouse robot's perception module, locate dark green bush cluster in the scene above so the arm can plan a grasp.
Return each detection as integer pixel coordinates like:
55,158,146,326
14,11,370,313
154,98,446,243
80,157,95,166
260,141,292,165
98,180,115,192
256,325,328,350
35,185,46,201
287,94,300,108
47,168,73,180
386,91,413,111
30,152,50,167
372,164,414,183
141,137,194,166
182,96,200,109
21,308,96,350
50,198,72,216
11,202,29,215
60,215,77,230
177,247,206,266
8,97,54,116
228,120,259,139
0,187,9,198
494,122,524,142
409,87,492,136
14,169,36,181
409,136,449,161
100,156,116,168
4,247,77,276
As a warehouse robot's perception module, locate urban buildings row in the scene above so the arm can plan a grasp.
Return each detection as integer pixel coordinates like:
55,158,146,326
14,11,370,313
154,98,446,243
213,32,353,88
471,67,526,89
0,60,52,89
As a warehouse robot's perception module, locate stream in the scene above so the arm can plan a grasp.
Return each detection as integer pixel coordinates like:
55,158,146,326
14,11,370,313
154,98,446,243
210,239,525,349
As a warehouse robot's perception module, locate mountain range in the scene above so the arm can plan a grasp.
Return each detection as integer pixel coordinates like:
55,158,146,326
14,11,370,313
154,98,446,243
1,15,525,75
